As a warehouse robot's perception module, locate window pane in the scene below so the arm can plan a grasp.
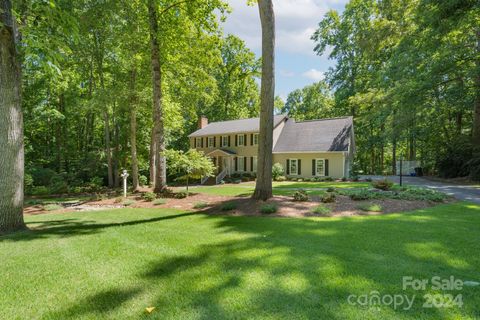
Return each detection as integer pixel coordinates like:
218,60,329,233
290,159,297,174
316,160,324,176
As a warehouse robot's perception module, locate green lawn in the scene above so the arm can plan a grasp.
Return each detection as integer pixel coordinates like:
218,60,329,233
1,203,479,319
187,181,371,197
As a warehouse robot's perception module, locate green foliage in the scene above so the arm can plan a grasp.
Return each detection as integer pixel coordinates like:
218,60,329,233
346,189,377,201
139,175,148,186
173,192,188,199
166,149,215,184
260,204,277,214
193,202,209,209
272,163,285,181
358,203,383,212
326,187,336,192
30,186,50,196
142,192,156,202
122,199,136,207
372,179,394,191
293,189,309,202
311,205,332,216
221,202,237,211
321,192,336,203
282,81,334,120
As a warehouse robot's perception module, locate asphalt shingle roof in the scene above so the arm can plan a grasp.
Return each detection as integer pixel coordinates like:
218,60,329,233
188,115,287,137
273,117,353,152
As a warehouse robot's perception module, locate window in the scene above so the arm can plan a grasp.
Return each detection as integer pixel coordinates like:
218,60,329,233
222,136,228,147
253,157,257,172
238,156,244,171
315,159,325,176
253,134,259,145
208,137,214,148
195,138,202,148
289,159,298,175
238,134,245,146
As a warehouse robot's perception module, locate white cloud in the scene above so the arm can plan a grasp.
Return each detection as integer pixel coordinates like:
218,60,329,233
222,0,347,56
279,69,295,77
302,68,324,81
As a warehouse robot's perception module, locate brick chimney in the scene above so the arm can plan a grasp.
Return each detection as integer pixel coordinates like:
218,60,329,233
198,116,208,129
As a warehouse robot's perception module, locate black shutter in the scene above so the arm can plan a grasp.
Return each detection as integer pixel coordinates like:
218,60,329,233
250,157,253,171
213,136,216,148
286,159,290,175
235,135,238,146
228,135,231,147
298,159,302,175
325,159,329,176
234,157,238,171
201,137,203,148
244,157,247,171
244,134,247,145
194,138,196,148
312,159,316,176
250,134,253,145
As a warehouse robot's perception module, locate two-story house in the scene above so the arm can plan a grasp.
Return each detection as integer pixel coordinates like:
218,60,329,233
189,115,355,183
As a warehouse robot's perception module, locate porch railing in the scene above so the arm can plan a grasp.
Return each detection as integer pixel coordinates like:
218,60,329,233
216,168,228,184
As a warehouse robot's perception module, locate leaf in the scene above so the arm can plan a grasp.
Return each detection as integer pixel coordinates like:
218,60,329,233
145,307,155,313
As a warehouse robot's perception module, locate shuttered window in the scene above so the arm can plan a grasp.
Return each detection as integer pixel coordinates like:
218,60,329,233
238,156,245,171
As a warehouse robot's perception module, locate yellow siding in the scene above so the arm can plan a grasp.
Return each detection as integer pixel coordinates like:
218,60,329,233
273,152,346,178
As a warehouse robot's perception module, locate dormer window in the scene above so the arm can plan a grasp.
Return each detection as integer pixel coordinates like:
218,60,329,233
238,134,245,146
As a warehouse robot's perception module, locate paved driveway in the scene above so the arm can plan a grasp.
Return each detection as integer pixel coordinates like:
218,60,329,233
361,175,480,204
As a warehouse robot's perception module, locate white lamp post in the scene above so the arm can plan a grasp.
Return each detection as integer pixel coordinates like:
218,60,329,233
121,170,129,198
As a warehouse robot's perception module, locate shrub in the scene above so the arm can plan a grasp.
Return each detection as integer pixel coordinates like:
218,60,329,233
43,204,63,211
358,203,382,212
31,167,56,186
24,173,34,190
221,202,237,211
365,178,372,182
114,197,123,203
241,176,250,182
272,163,285,181
372,179,394,191
260,203,277,214
142,192,156,202
325,177,334,181
321,192,336,203
311,205,332,216
193,201,209,209
232,179,242,184
174,192,188,199
122,199,136,206
293,189,309,202
348,189,376,201
276,176,287,182
139,175,148,186
351,175,360,182
326,187,336,193
341,177,347,181
30,186,50,196
152,199,166,205
50,173,69,194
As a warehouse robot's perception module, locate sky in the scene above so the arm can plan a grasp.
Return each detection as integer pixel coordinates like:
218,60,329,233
221,0,348,100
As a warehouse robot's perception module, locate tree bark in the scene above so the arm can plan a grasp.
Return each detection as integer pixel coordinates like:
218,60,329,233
129,68,139,191
148,0,167,193
253,0,275,200
0,0,26,233
473,28,480,146
103,110,114,187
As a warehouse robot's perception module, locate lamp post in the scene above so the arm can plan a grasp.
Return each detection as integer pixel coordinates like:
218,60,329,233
121,170,129,198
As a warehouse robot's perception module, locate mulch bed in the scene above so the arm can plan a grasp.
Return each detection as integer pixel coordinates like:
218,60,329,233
24,192,448,218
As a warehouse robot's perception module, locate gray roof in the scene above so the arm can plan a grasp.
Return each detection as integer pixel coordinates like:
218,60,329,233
189,115,287,137
273,117,353,153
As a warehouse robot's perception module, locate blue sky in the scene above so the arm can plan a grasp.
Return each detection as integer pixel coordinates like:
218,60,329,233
222,0,348,100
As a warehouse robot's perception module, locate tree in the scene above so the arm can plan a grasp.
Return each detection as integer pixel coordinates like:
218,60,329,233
165,149,215,195
253,0,275,200
0,0,26,233
281,81,334,121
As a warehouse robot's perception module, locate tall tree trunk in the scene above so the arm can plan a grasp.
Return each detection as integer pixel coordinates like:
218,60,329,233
129,68,139,191
149,126,156,186
0,0,26,233
113,112,120,188
473,29,480,145
148,0,167,193
253,0,275,201
103,110,114,187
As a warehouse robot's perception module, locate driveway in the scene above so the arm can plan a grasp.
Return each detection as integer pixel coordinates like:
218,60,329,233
361,175,480,204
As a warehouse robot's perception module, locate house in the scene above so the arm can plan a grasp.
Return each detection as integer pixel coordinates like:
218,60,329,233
188,115,355,183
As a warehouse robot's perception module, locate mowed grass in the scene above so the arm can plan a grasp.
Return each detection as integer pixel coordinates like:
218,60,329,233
188,181,371,197
1,203,480,319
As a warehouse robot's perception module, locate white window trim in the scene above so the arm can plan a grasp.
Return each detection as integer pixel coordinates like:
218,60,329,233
195,138,202,148
253,156,257,172
237,134,245,146
253,133,259,145
208,137,214,148
315,158,325,176
289,159,298,175
222,135,228,147
238,156,245,172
